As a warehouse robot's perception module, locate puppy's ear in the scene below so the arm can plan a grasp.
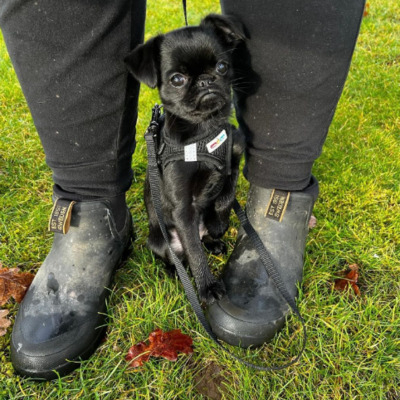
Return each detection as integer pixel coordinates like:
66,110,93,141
124,35,163,88
200,14,247,46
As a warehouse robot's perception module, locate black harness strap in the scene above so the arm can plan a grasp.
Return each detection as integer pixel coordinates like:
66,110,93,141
144,104,307,371
157,121,233,174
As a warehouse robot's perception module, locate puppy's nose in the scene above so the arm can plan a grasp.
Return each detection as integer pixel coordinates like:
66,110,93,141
197,75,216,88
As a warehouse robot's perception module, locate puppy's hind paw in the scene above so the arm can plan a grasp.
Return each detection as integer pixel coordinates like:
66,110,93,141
199,280,226,305
163,262,178,278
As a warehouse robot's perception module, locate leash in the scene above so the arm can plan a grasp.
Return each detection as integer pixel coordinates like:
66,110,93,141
144,104,307,371
182,0,188,26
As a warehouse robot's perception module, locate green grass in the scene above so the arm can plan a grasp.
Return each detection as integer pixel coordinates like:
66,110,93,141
1,0,399,398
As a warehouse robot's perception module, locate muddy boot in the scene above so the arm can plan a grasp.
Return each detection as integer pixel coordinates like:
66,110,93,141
11,199,133,379
207,184,314,347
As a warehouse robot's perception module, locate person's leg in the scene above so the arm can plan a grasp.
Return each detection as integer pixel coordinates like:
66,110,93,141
0,0,146,378
209,0,365,346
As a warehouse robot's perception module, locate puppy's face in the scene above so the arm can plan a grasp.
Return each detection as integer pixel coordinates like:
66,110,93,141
125,14,245,123
159,30,232,122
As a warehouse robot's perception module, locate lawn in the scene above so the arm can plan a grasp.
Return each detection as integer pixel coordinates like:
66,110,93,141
0,0,399,399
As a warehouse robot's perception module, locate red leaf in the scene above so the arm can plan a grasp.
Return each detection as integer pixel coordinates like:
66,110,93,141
126,329,193,368
334,263,361,296
0,267,35,305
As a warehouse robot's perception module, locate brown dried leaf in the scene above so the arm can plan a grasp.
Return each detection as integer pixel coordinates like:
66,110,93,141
126,328,193,368
363,3,370,17
0,267,35,305
334,263,361,296
0,309,12,337
194,362,228,400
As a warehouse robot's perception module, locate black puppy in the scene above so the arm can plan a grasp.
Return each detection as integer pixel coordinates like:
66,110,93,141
125,14,245,304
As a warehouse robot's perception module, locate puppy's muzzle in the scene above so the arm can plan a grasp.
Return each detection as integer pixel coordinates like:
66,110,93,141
196,89,228,112
197,75,216,88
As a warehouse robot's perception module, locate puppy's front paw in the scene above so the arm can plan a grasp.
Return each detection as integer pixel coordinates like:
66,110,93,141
199,280,226,305
206,223,229,241
203,238,227,255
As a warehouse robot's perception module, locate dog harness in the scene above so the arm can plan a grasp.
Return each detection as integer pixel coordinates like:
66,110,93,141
152,110,233,175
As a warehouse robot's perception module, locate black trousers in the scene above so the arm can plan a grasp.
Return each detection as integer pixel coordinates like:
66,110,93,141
0,0,365,198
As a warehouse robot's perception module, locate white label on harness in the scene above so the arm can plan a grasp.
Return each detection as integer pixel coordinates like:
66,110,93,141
206,129,227,153
184,143,197,162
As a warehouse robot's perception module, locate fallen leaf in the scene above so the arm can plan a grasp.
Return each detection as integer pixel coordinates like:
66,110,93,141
0,309,12,337
126,328,193,368
194,362,228,400
363,3,370,17
0,267,35,305
334,263,361,296
308,215,317,229
229,227,238,237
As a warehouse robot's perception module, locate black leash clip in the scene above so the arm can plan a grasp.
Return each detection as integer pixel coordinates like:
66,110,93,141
151,103,163,128
145,104,164,167
145,104,163,138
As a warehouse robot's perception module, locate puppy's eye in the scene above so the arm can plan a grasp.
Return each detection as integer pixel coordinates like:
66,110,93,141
216,61,229,75
170,74,187,88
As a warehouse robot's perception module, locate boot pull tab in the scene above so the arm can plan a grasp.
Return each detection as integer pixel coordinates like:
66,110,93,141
264,189,291,222
48,199,76,234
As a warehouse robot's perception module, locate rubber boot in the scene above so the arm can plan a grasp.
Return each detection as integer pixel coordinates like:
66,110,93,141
10,199,133,379
207,184,314,347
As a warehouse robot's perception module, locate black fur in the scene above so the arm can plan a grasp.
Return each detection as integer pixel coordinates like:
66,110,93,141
125,14,246,304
